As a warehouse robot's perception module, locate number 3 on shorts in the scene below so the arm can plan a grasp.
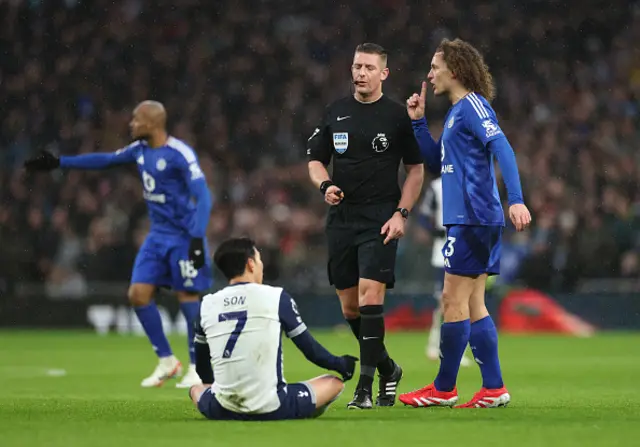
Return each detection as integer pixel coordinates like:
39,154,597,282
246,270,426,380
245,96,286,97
444,236,456,257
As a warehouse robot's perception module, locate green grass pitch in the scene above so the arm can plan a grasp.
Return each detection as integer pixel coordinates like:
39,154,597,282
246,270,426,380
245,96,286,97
1,330,639,447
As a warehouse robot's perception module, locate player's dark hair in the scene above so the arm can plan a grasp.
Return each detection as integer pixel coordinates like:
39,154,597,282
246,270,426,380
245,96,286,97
214,237,257,280
436,38,496,101
355,43,388,65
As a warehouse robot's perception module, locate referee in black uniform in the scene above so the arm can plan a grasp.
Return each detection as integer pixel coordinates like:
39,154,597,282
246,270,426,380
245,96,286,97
307,43,424,409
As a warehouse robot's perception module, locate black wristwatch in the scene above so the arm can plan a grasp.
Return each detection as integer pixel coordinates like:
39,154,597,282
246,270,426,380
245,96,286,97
395,207,409,219
319,180,334,196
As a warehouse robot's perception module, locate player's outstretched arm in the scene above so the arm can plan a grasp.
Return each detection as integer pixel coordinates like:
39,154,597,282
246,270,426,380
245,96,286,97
24,144,138,172
407,82,441,173
279,291,357,381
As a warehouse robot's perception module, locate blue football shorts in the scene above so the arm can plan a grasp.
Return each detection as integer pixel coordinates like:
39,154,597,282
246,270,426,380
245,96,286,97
442,225,502,277
131,232,212,292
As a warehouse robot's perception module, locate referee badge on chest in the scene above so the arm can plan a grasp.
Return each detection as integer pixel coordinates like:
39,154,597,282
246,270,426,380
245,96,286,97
333,132,348,154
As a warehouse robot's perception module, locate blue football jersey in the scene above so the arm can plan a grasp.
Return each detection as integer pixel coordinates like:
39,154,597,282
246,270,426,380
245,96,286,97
440,93,505,226
111,137,207,237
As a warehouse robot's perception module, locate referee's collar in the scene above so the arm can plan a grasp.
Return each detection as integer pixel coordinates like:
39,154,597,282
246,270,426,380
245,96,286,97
353,93,384,104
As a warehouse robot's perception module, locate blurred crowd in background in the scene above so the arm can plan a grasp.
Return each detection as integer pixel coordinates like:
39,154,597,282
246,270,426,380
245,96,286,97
1,0,639,297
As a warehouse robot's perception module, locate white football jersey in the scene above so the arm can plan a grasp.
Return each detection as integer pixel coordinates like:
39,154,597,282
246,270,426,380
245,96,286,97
196,282,306,414
419,177,446,268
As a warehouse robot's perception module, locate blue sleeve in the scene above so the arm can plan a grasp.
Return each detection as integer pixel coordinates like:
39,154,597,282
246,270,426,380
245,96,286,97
278,291,342,372
488,138,524,206
462,96,506,147
59,143,138,169
411,117,441,175
176,156,212,238
278,290,307,337
193,311,214,384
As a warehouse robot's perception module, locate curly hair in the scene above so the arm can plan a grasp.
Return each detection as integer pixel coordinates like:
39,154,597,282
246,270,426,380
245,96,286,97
436,38,495,101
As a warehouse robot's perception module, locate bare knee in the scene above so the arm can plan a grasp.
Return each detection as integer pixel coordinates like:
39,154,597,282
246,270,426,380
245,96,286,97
358,280,385,306
469,299,489,323
308,375,345,409
337,288,359,319
469,275,490,322
340,299,360,320
441,290,469,322
325,376,345,398
189,384,209,407
128,284,155,307
333,379,346,398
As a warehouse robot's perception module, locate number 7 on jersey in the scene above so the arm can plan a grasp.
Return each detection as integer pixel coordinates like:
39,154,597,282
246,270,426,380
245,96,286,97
218,311,248,358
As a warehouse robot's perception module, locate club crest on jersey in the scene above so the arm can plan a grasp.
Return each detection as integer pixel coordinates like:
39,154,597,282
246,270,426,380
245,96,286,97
372,133,389,153
333,132,348,154
447,116,455,128
156,158,167,171
482,119,502,138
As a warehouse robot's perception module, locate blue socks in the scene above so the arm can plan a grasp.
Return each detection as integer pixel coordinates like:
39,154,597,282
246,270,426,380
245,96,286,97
180,301,201,365
469,316,504,389
134,303,172,358
434,319,470,392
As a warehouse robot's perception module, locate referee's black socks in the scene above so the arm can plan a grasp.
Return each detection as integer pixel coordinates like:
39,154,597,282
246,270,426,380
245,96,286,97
346,316,361,339
356,305,395,392
347,314,395,379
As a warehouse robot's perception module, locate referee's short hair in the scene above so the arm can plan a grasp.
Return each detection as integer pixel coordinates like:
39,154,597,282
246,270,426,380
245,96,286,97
355,43,388,66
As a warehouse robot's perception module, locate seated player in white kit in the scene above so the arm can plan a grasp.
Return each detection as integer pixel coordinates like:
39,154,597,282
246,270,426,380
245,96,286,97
189,237,359,420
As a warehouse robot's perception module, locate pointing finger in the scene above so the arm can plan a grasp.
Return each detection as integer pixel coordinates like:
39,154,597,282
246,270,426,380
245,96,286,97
420,81,427,102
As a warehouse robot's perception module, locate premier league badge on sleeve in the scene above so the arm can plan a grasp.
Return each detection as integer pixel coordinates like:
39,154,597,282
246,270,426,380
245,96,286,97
333,132,349,154
482,120,502,138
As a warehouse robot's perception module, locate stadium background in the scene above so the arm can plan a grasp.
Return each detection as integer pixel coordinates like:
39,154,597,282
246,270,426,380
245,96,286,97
0,0,639,331
1,2,640,446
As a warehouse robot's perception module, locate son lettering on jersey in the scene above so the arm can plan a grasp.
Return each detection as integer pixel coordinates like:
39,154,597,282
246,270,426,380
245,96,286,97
224,296,246,306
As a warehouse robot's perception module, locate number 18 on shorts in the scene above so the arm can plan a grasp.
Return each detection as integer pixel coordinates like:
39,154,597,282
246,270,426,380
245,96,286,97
442,225,502,276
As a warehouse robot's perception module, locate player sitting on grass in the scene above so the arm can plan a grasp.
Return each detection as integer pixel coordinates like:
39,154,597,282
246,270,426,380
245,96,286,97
189,237,358,421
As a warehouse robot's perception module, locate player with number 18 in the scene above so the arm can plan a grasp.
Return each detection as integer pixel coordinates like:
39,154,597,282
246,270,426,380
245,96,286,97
24,101,213,388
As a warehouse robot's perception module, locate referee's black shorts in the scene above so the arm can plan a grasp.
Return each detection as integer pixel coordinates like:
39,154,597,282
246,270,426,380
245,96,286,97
325,202,398,290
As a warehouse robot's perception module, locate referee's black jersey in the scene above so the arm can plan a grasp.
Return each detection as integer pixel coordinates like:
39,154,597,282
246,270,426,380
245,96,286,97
307,94,423,206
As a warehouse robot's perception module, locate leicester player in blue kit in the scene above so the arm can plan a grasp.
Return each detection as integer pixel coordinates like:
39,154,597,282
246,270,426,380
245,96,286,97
399,39,531,408
24,101,212,388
